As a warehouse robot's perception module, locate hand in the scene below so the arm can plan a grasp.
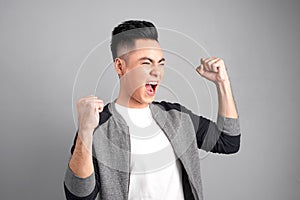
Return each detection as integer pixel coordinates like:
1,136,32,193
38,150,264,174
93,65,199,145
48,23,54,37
196,57,229,84
77,95,104,132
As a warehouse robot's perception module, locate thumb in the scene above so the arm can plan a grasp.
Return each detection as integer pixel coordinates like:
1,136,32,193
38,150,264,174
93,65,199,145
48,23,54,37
196,64,205,76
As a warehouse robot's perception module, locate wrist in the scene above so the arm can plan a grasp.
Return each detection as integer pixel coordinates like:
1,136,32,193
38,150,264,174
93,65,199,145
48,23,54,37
215,77,230,86
216,79,231,95
78,124,95,134
76,127,94,150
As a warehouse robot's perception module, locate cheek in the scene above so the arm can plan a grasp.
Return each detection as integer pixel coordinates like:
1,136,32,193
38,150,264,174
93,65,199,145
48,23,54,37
124,67,148,91
160,68,165,79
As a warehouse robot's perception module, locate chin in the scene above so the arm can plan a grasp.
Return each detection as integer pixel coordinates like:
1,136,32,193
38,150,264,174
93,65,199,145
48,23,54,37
134,95,155,106
138,95,154,104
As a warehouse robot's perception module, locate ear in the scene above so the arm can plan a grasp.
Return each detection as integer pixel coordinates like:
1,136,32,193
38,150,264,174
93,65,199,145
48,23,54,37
114,58,126,77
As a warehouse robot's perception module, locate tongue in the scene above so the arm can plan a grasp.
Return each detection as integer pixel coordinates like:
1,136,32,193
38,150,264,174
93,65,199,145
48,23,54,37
146,84,154,93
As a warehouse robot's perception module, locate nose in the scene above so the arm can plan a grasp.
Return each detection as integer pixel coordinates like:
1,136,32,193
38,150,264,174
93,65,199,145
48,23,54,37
150,65,161,78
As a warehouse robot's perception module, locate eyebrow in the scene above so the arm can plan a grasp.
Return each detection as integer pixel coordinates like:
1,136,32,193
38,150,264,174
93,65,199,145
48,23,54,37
138,57,165,63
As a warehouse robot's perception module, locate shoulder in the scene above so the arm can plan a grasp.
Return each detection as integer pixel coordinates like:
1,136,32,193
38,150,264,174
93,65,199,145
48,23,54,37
152,101,192,114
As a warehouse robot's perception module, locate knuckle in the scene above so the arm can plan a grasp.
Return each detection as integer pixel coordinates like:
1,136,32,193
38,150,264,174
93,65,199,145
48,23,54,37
77,99,83,107
82,100,88,107
77,98,83,104
87,102,94,108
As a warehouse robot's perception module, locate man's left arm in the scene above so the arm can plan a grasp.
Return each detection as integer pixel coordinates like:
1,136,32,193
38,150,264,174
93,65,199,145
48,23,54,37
197,57,238,118
196,57,241,153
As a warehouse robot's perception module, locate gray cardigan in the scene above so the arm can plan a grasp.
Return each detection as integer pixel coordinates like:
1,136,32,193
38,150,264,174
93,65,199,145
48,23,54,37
64,101,241,200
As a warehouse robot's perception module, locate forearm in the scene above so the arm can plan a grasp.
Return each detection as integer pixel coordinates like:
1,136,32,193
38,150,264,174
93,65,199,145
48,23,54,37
69,128,94,178
64,128,97,199
216,79,238,118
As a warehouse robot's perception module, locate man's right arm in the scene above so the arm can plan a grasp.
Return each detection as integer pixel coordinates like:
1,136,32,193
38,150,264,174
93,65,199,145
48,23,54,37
64,96,103,199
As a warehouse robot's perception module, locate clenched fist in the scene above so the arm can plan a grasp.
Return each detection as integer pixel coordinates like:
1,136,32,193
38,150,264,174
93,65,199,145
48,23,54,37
196,57,229,84
77,95,104,132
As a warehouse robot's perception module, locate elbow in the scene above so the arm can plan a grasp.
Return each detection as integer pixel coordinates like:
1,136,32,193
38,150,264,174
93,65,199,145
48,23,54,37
224,134,241,154
225,142,240,154
215,133,241,154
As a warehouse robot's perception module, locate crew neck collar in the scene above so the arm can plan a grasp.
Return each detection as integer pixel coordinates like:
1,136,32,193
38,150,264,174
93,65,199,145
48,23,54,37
115,102,150,110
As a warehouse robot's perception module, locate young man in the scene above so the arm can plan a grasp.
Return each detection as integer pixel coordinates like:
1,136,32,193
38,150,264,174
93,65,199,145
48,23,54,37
64,20,241,200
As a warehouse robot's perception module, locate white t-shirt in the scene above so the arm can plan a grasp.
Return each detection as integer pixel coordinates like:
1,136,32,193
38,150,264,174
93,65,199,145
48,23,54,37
115,103,185,200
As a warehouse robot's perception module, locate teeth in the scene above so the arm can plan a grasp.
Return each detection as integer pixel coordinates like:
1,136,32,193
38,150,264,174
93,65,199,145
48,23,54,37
148,81,158,85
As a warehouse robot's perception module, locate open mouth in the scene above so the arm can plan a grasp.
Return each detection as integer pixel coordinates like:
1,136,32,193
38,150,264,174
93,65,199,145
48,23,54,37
145,81,158,96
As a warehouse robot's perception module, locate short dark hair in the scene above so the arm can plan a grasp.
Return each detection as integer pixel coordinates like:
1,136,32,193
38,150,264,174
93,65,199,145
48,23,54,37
110,20,158,60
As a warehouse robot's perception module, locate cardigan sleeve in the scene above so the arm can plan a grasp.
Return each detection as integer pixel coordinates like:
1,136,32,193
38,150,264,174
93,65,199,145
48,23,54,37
196,114,241,154
156,101,241,154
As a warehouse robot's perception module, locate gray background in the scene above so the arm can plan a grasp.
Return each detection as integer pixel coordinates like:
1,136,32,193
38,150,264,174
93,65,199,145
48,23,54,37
1,0,300,199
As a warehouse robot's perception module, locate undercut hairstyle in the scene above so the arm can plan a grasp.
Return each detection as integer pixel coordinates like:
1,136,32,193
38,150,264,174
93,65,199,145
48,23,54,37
110,20,158,60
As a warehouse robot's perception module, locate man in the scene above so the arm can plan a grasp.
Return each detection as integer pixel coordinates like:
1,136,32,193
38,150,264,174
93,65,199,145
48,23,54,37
64,20,241,200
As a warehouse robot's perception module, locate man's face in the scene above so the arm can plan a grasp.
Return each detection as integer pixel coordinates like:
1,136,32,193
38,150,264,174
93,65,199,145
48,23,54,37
118,39,165,107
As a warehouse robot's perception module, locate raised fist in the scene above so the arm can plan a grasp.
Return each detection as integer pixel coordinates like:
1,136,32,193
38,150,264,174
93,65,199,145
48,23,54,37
76,95,104,132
